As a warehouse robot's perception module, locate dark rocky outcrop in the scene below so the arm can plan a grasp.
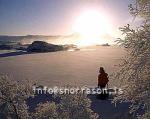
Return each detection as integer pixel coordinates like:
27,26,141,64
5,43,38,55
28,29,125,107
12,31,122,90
0,40,79,52
0,43,28,50
0,44,12,50
27,41,64,52
101,43,110,46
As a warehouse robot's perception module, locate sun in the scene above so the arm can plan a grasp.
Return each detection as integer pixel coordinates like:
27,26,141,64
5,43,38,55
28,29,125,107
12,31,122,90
72,10,112,46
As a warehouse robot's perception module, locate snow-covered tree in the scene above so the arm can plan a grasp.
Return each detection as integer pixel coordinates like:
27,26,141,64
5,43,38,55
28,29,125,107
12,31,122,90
32,93,99,119
0,76,99,119
114,0,150,118
32,101,58,119
57,93,99,119
0,76,34,119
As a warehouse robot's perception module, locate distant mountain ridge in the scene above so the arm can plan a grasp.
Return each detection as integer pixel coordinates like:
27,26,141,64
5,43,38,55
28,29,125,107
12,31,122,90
0,34,80,41
0,35,61,41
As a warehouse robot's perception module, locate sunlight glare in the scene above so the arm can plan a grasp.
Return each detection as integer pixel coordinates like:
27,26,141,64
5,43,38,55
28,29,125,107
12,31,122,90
72,10,112,46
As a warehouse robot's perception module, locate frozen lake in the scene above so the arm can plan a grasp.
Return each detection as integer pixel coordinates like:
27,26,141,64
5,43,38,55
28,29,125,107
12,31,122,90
0,46,125,87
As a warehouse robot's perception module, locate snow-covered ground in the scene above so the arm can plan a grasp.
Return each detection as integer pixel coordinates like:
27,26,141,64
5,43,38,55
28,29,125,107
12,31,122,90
0,46,125,87
0,46,134,119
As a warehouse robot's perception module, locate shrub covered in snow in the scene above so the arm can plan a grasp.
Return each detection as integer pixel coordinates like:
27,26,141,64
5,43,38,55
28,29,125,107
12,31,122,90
0,76,99,119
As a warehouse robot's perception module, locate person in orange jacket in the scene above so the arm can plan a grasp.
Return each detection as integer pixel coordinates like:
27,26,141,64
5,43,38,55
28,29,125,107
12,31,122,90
98,67,109,89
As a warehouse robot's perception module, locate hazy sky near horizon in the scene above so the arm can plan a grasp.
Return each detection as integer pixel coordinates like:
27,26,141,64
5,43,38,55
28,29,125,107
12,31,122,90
0,0,134,36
